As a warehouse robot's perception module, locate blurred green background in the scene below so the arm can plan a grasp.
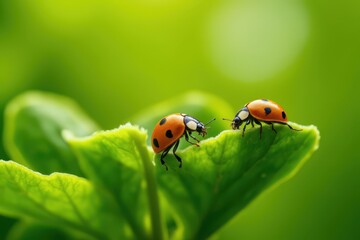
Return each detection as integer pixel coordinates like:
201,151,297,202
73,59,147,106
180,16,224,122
0,0,359,239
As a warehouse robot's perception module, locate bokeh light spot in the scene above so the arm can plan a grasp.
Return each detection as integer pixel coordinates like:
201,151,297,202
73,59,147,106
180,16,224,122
206,0,309,82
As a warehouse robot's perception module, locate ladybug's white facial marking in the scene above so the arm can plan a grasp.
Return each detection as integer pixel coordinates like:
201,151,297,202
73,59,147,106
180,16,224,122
186,120,198,131
238,110,249,121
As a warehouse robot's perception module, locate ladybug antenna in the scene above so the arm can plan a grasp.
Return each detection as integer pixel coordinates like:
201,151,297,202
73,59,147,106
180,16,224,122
222,118,234,123
204,118,216,126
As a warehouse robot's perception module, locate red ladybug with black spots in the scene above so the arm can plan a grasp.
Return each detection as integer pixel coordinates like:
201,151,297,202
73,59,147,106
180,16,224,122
151,113,215,170
224,99,301,138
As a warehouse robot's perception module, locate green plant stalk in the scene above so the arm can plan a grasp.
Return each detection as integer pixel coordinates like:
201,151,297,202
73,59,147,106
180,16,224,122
132,132,163,240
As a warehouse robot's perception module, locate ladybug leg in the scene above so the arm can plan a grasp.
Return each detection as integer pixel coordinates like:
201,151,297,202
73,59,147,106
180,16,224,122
242,120,251,137
189,131,200,143
254,119,263,139
160,146,171,171
271,123,277,133
172,140,182,168
184,131,200,147
286,123,302,131
241,123,247,137
251,120,255,128
265,122,277,134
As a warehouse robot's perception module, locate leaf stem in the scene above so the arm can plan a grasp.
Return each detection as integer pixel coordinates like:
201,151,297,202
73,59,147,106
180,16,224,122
133,134,163,240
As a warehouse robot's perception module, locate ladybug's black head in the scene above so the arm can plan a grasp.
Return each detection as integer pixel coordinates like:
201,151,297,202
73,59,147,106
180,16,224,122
231,116,242,130
222,107,249,130
184,115,205,135
184,115,215,137
231,107,250,129
198,117,216,137
196,122,207,137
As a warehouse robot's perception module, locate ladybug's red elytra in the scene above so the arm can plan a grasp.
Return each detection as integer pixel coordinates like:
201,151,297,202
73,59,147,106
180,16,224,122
151,113,215,171
224,99,301,138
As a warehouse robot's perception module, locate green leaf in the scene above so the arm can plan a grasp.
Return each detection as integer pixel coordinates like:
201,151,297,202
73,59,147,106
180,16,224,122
66,121,319,240
7,221,74,240
3,91,99,175
1,91,320,240
65,125,161,240
0,215,16,239
154,123,320,239
0,160,126,240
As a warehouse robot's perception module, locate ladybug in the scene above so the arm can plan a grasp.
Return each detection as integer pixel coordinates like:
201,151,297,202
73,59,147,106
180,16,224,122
224,99,301,138
151,113,215,171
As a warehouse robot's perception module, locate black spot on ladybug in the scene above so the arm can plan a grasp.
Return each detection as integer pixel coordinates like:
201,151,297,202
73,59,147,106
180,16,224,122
264,107,271,115
261,99,269,102
153,138,159,148
165,130,173,138
282,111,286,119
159,118,167,125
